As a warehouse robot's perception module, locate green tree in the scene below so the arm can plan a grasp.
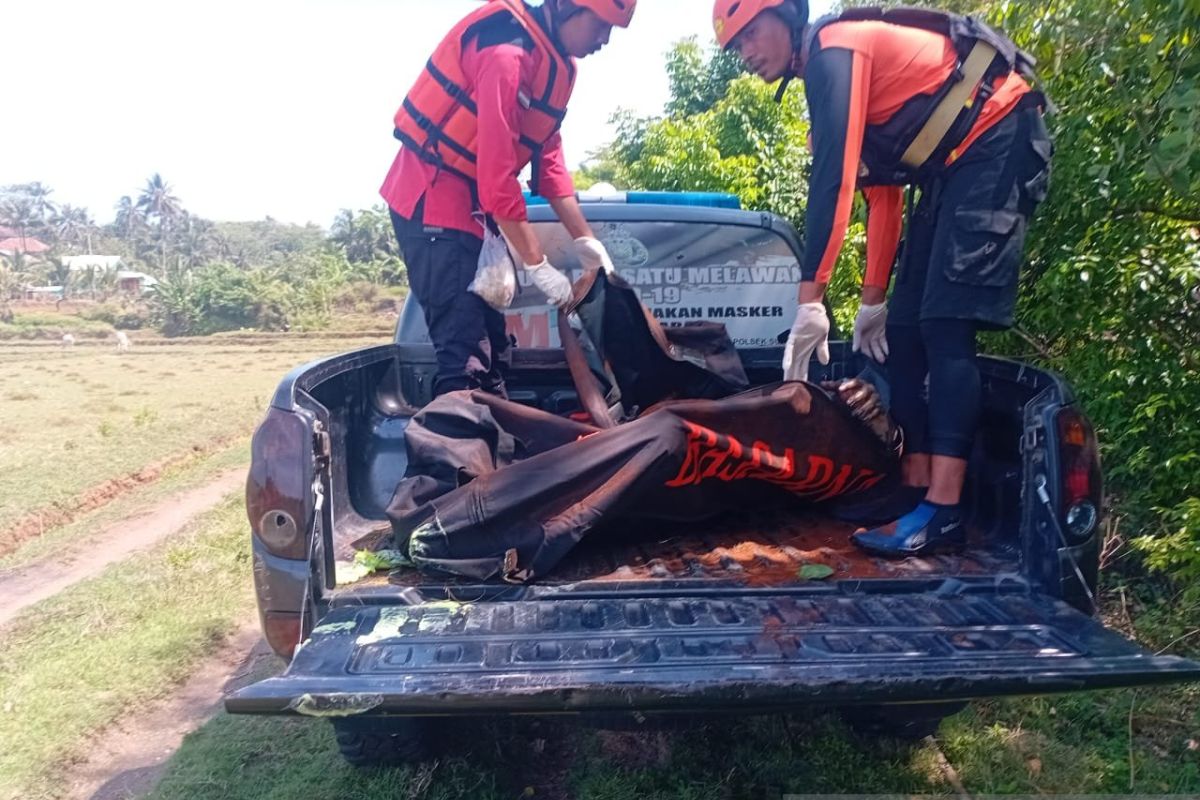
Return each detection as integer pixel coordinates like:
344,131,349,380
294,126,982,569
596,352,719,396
113,194,148,251
214,218,326,267
24,182,57,227
329,206,405,283
664,36,746,118
46,259,73,300
0,196,37,245
52,205,95,253
978,0,1200,587
137,173,182,272
176,212,221,269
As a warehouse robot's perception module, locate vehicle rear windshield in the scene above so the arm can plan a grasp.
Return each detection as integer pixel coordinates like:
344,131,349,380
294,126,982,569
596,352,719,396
507,220,802,349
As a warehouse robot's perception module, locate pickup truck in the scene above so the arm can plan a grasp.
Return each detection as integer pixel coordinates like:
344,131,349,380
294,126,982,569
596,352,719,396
226,192,1200,765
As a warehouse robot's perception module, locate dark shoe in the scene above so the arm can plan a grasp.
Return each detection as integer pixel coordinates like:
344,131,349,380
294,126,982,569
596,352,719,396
832,485,927,526
851,502,966,558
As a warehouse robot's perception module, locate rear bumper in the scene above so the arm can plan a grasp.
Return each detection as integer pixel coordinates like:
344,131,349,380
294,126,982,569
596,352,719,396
226,590,1200,717
228,659,1200,717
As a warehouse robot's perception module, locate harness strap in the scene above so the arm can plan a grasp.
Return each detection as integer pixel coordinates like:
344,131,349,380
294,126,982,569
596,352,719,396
899,39,997,170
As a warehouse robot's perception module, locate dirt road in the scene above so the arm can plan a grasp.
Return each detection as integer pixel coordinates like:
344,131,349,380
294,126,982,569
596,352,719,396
66,621,271,800
0,468,246,630
0,466,267,800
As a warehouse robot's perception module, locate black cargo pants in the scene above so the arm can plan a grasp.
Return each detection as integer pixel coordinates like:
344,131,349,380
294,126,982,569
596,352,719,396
886,101,1053,459
390,206,510,399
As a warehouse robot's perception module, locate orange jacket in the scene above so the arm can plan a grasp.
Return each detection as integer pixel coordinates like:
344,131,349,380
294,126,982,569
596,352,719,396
393,0,577,190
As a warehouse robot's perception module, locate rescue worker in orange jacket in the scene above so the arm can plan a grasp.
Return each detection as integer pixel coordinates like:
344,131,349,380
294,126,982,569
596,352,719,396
382,0,637,399
713,0,1052,556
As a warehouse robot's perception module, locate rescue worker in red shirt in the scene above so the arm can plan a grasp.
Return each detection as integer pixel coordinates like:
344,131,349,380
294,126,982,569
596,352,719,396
713,0,1053,556
382,0,637,399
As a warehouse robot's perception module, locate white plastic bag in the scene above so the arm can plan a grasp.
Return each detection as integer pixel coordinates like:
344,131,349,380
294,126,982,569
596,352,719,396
469,226,517,310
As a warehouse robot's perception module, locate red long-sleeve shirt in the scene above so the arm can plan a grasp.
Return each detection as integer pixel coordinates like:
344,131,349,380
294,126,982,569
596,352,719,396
803,20,1032,289
380,32,575,236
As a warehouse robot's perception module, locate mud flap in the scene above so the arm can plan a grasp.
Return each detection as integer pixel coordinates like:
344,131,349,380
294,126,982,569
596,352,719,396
226,590,1200,716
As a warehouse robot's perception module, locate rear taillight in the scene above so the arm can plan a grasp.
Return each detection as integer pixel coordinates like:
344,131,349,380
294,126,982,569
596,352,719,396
246,408,315,560
1056,407,1103,542
263,611,306,660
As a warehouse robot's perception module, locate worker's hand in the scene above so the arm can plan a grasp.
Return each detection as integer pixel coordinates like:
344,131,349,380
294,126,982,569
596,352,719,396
821,378,885,424
820,378,900,450
525,257,574,308
574,237,616,276
782,302,831,381
852,303,889,364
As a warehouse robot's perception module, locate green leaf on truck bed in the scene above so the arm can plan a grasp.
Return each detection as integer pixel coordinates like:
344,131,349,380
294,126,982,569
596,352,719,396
335,560,372,585
354,549,412,572
798,564,835,581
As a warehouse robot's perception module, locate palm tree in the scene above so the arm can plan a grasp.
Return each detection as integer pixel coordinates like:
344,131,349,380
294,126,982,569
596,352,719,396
52,205,95,253
331,207,398,264
137,173,181,221
0,196,37,245
114,195,146,241
47,258,73,300
176,212,220,269
24,182,57,226
330,209,357,251
137,174,182,272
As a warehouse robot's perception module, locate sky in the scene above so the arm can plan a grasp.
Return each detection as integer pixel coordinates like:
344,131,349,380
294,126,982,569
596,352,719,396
0,0,749,228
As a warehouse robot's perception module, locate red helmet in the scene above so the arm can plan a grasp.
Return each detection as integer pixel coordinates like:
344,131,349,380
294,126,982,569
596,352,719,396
575,0,637,28
712,0,786,48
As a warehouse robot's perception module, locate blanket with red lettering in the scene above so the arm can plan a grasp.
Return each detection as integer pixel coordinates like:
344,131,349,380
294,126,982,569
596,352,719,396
388,381,900,582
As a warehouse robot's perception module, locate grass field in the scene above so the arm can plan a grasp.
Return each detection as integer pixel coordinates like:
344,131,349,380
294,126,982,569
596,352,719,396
0,333,387,535
0,325,395,800
0,495,252,800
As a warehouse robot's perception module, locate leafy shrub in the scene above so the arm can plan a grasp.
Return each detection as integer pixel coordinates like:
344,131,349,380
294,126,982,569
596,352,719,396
0,313,114,340
79,302,153,330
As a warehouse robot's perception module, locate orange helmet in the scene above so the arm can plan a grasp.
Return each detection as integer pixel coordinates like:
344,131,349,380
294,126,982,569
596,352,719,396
713,0,799,49
574,0,637,28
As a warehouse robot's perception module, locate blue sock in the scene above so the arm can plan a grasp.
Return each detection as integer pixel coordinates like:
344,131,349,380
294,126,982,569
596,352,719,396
895,501,939,536
891,501,963,540
855,500,965,556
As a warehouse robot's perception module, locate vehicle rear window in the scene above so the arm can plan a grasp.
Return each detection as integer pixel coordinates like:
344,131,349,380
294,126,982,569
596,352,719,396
507,220,802,349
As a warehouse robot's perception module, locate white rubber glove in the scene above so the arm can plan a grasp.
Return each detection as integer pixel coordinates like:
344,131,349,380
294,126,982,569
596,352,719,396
852,302,890,364
782,302,831,381
575,236,616,275
525,257,573,307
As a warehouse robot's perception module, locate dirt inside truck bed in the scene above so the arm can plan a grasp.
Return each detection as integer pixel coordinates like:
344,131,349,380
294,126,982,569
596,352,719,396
367,509,1019,590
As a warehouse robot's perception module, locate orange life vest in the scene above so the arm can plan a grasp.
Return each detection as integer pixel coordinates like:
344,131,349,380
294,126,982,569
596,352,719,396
393,0,577,192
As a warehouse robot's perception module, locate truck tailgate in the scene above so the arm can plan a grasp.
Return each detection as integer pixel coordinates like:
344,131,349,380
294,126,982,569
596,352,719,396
227,590,1200,716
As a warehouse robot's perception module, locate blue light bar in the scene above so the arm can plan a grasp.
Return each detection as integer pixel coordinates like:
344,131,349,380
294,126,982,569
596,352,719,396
625,191,741,209
523,190,741,210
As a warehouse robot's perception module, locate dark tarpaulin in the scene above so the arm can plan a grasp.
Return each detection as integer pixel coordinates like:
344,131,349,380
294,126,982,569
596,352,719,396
389,382,900,582
567,269,749,419
386,271,899,583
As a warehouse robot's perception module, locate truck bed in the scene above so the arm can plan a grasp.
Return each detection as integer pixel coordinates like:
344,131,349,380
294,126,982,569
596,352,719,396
313,346,1036,600
340,508,1018,593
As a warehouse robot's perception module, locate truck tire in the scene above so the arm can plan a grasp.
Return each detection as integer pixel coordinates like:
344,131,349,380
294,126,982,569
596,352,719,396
839,702,967,741
332,717,431,765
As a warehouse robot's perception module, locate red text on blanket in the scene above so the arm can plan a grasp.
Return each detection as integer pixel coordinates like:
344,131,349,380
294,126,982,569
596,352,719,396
666,420,887,500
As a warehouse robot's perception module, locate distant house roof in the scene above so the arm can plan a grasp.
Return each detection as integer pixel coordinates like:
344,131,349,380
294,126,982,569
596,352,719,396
61,255,123,271
117,270,158,287
0,236,50,255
